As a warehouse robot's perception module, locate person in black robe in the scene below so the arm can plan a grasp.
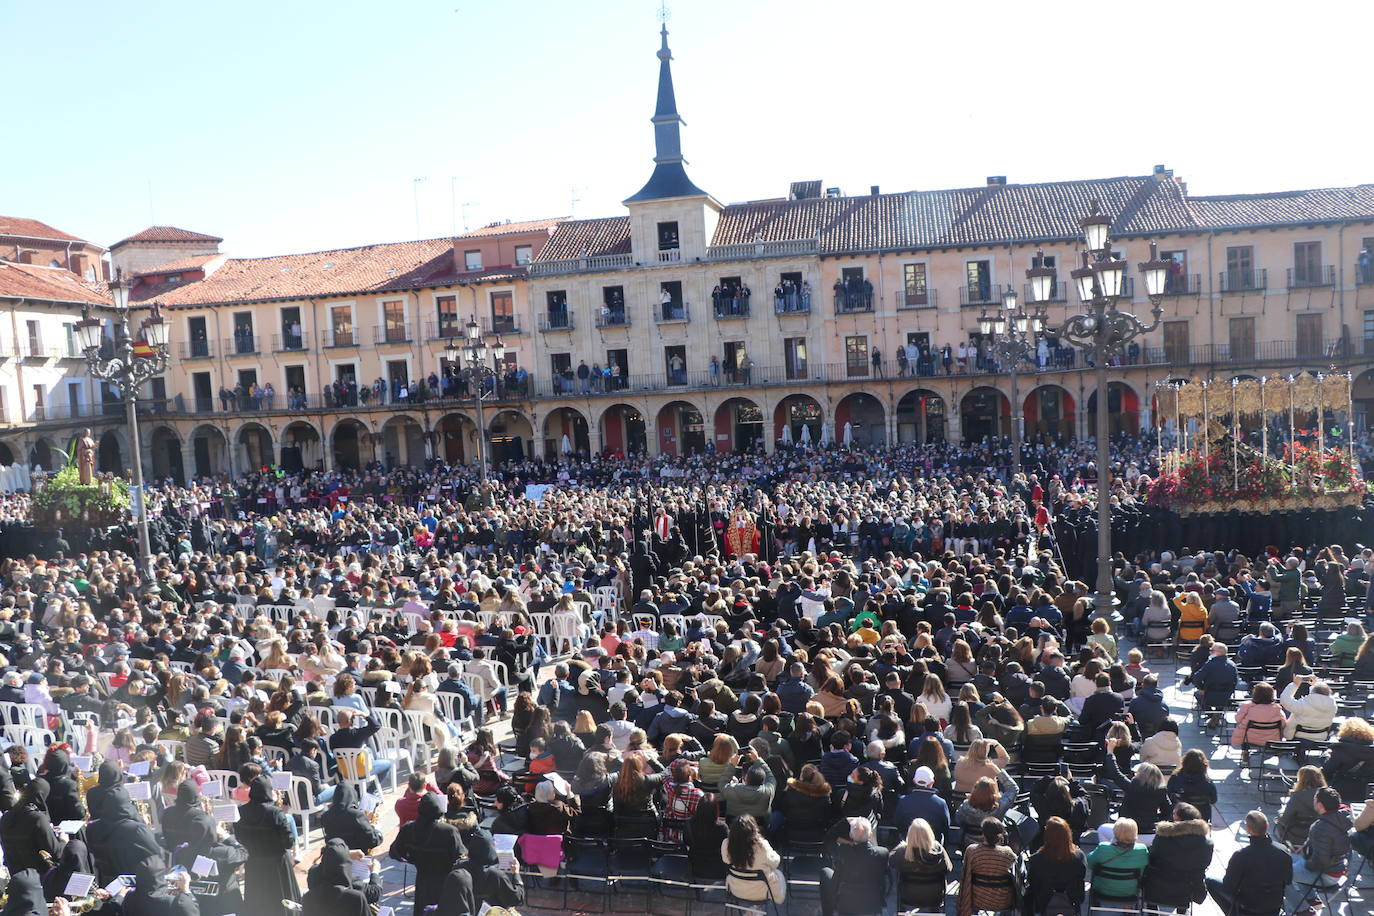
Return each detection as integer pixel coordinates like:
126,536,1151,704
321,781,383,853
159,781,203,852
302,838,371,916
233,775,300,916
388,793,464,916
0,778,60,874
1,869,47,916
85,773,168,912
41,837,95,903
433,863,477,916
84,761,122,823
37,749,85,826
169,786,248,916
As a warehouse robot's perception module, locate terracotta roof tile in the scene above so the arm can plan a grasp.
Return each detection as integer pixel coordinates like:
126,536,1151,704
0,215,88,244
457,217,568,239
1190,185,1374,229
0,262,110,305
112,226,223,248
534,217,632,262
144,238,453,307
134,254,221,277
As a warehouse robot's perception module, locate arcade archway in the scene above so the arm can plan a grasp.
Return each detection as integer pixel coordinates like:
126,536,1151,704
1354,369,1374,435
97,430,123,473
281,421,322,473
836,392,886,445
149,427,184,484
657,400,706,456
960,387,1010,443
1024,385,1076,441
436,413,475,464
332,419,371,471
713,398,764,453
773,394,824,447
189,425,228,478
599,404,646,457
896,390,946,444
237,423,274,472
544,408,589,458
1086,382,1141,436
488,410,533,464
380,415,425,467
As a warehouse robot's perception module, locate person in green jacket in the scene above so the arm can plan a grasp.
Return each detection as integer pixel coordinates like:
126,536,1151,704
1329,622,1366,666
1087,818,1150,901
1267,558,1304,620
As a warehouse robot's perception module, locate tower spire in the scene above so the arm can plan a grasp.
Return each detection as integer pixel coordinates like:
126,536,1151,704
625,21,708,203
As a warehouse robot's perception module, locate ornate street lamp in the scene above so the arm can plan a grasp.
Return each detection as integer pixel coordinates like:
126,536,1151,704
445,317,506,487
1025,204,1167,614
978,287,1042,475
77,271,170,576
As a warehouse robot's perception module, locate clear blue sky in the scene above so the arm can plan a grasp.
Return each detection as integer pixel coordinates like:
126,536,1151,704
4,0,1369,258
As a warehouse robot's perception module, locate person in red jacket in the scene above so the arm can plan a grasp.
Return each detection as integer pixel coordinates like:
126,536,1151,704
393,772,442,827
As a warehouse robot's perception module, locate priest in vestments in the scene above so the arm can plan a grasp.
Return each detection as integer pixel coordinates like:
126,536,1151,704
725,506,759,558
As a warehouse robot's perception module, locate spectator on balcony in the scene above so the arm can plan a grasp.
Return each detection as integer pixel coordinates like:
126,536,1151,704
609,362,622,389
896,347,909,377
872,348,883,378
577,361,590,394
262,383,275,410
941,344,953,375
1360,248,1373,285
800,280,811,310
661,288,674,321
709,356,720,386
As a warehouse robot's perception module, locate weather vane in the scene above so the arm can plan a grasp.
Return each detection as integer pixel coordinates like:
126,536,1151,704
658,0,670,24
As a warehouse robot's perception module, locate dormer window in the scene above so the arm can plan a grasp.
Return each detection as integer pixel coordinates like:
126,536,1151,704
464,250,482,271
514,245,532,265
657,222,680,250
165,274,182,284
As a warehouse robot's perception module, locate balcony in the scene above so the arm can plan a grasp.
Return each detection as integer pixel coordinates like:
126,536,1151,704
1287,265,1335,288
273,332,308,352
135,377,537,418
594,308,631,329
537,311,574,332
425,320,464,342
1162,273,1201,296
16,343,61,360
528,253,633,276
1356,261,1374,286
373,324,411,345
712,292,750,319
707,238,819,261
656,302,690,324
180,339,215,360
225,333,259,356
895,288,938,310
834,291,874,314
655,248,683,263
1022,281,1065,303
959,283,1003,307
1218,268,1267,293
320,328,358,348
774,291,811,314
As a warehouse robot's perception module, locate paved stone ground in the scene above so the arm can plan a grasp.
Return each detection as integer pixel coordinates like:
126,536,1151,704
334,636,1371,916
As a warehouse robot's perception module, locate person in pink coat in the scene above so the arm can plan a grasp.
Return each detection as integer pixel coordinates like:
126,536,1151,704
1232,681,1288,763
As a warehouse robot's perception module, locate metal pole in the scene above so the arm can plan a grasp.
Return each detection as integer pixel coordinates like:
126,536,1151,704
473,383,488,485
126,384,153,577
1009,353,1022,478
1094,329,1114,613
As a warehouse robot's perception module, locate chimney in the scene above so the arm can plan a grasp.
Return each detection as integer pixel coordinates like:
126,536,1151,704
870,185,880,196
1152,164,1173,180
986,176,1006,187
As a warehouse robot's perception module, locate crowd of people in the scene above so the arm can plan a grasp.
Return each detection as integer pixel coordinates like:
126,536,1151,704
0,438,1366,914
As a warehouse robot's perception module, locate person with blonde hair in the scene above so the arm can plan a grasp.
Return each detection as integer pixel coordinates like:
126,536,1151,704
1322,716,1374,799
918,673,951,723
889,818,951,909
1087,817,1149,901
952,738,1010,792
698,733,738,791
1087,617,1118,659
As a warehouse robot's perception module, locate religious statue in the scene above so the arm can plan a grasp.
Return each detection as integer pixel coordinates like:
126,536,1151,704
76,428,97,486
725,504,758,558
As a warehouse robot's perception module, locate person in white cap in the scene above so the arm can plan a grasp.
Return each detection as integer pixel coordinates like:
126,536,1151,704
893,765,950,842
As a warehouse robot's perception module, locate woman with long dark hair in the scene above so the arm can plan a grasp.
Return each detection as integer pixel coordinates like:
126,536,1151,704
722,813,786,903
1026,816,1087,914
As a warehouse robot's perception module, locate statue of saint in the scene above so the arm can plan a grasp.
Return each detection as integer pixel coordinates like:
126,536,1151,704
77,428,97,485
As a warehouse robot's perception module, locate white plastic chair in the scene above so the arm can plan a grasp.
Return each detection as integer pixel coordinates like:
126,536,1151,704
4,724,55,757
285,775,326,852
331,747,371,798
370,726,413,793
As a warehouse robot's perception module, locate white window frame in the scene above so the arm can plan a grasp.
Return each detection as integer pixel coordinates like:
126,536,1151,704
328,300,357,347
377,298,408,342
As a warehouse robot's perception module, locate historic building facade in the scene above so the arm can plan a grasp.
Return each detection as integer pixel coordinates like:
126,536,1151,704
7,28,1374,483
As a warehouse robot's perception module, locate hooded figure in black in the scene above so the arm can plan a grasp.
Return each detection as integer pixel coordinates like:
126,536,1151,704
0,778,60,873
159,781,203,851
0,758,17,813
321,781,383,852
1,868,47,916
302,838,372,916
85,770,167,894
170,794,248,916
233,774,300,916
38,748,86,825
85,760,123,823
431,865,477,916
388,793,464,916
41,836,95,902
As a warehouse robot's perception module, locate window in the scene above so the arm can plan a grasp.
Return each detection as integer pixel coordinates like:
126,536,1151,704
64,324,75,358
1032,254,1060,299
490,291,515,333
284,366,306,395
233,313,255,353
545,291,569,328
32,384,44,419
25,320,39,357
659,281,684,320
192,372,212,412
0,385,6,421
280,306,303,349
464,249,482,271
67,382,81,416
1359,237,1374,285
1225,246,1256,291
784,337,808,380
723,341,747,383
435,295,459,338
330,306,354,346
606,349,628,388
1293,241,1323,285
664,345,687,385
1364,310,1374,355
550,353,571,379
165,274,182,284
514,245,533,265
1161,250,1189,294
188,316,209,357
601,285,626,324
383,300,406,342
965,260,992,303
657,221,680,250
902,263,928,306
838,267,870,312
1228,317,1256,362
237,369,258,391
1296,313,1324,358
845,335,869,377
777,271,806,312
1162,321,1190,364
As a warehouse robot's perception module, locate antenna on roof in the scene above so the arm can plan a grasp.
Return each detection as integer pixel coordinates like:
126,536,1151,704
570,186,583,219
658,0,670,24
413,177,429,237
461,201,478,232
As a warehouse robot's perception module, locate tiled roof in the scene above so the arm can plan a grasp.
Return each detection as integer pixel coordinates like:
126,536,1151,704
0,215,88,244
457,217,568,239
111,226,223,247
711,175,1204,253
1190,185,1374,229
143,239,454,307
134,254,221,277
0,262,109,305
534,217,633,262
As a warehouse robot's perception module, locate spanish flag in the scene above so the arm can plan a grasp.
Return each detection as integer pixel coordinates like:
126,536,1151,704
132,340,155,358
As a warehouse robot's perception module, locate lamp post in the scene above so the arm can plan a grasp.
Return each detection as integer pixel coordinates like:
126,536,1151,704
75,272,170,577
978,288,1044,477
445,317,506,487
1025,205,1169,614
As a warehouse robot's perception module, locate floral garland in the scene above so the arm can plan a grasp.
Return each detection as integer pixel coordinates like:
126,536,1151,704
1147,443,1366,513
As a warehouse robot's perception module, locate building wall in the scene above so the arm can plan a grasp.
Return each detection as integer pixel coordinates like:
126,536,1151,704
111,241,220,278
0,237,106,281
